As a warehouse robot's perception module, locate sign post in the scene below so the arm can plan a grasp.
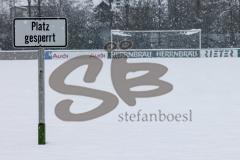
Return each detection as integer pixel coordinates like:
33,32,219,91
14,17,67,145
38,47,45,144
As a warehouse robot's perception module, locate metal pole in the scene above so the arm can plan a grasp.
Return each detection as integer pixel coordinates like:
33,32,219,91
199,29,202,50
37,0,45,145
38,47,45,145
38,0,41,17
59,0,63,16
109,30,113,58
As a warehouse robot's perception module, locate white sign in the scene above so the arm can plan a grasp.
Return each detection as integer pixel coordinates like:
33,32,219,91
14,18,67,47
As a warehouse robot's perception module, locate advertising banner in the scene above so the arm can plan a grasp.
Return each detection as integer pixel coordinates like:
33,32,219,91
201,48,238,58
111,50,200,58
44,50,107,60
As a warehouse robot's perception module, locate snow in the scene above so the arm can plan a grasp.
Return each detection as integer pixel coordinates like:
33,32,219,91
111,30,132,37
0,55,240,159
181,29,201,35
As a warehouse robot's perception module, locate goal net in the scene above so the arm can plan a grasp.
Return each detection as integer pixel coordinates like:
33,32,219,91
110,29,201,58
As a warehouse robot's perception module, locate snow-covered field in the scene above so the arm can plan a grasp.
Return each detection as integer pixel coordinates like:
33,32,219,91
0,54,240,160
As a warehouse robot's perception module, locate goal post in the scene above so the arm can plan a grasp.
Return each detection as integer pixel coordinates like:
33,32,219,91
110,29,202,58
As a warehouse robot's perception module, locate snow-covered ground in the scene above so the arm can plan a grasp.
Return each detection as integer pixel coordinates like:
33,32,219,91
0,55,240,160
